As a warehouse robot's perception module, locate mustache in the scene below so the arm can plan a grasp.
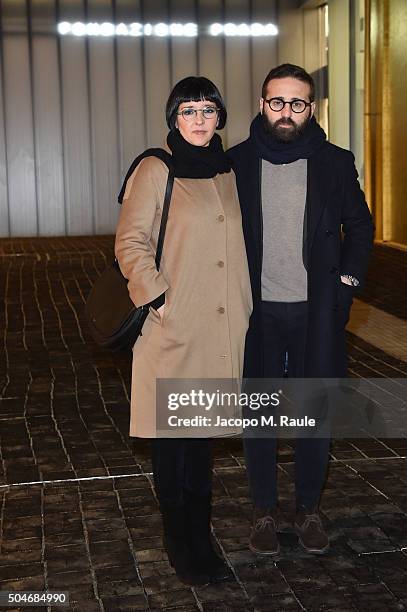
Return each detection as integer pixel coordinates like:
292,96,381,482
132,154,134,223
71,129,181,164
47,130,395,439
274,118,296,128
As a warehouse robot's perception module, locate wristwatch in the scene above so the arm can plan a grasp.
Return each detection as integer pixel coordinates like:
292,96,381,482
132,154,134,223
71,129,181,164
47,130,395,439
341,274,360,287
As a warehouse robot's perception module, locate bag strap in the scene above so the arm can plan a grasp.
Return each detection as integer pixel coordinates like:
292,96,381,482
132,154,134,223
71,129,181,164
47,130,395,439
118,148,173,204
117,148,175,271
155,162,175,270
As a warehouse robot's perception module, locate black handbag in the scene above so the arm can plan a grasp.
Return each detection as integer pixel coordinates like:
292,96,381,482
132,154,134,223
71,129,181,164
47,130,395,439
85,149,175,351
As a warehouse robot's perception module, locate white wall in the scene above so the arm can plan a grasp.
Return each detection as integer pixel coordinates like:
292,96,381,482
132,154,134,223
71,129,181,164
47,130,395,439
0,0,278,237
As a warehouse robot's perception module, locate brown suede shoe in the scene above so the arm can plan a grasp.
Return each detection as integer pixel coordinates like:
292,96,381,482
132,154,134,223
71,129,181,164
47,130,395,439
249,508,280,556
294,509,329,554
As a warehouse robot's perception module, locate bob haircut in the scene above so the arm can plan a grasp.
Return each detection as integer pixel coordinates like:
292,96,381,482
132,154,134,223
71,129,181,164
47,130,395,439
166,76,227,131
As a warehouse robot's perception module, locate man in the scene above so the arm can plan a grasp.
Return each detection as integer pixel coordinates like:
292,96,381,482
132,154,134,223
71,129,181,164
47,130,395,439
228,64,373,555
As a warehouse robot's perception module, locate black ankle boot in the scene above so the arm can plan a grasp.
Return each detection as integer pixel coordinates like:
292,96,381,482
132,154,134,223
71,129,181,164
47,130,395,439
185,493,231,583
160,503,210,586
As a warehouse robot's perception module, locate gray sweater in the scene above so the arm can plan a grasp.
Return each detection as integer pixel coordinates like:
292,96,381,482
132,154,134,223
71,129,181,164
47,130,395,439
261,158,308,302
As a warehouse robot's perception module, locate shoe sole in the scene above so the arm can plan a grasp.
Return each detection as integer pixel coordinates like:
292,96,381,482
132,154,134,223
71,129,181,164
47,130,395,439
248,541,280,556
296,535,330,555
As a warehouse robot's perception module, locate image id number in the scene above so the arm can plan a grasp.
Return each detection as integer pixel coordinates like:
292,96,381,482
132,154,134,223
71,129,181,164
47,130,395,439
0,591,69,607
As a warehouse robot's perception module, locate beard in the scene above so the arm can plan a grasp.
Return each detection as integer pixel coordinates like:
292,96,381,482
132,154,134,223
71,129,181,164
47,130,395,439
262,112,311,142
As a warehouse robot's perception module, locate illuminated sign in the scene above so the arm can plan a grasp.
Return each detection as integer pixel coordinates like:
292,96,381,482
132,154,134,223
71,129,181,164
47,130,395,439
57,22,278,37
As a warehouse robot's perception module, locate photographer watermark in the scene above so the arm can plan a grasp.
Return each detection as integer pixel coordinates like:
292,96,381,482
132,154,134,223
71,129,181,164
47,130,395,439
166,387,290,430
155,378,407,438
167,387,281,410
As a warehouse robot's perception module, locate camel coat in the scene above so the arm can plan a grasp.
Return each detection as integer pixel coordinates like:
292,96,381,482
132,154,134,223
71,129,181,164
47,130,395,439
115,155,252,437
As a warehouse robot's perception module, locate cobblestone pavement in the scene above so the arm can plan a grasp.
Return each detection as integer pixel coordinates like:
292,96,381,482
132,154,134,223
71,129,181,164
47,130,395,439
0,237,407,611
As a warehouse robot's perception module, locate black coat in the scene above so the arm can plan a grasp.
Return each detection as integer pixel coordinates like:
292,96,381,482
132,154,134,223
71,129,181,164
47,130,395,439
228,138,374,377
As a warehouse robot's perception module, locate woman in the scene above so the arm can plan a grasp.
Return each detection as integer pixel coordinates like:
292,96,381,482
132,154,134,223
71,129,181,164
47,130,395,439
115,77,252,585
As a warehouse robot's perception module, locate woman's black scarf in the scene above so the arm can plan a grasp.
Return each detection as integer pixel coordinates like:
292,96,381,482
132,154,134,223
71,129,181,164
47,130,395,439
249,113,327,164
167,129,231,178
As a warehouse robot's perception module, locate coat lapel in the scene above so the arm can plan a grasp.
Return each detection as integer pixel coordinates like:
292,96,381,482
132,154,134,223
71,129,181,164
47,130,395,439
245,155,263,274
304,149,331,267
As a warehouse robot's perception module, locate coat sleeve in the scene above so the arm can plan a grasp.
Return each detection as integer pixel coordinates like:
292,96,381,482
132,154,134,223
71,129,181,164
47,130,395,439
114,157,170,307
340,151,374,288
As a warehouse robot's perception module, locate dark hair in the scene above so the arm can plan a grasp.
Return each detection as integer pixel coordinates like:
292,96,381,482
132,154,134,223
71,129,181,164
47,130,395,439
165,76,227,130
261,63,315,102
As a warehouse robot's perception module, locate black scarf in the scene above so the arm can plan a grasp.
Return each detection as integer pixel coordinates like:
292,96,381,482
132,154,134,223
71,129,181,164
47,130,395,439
167,129,231,178
249,113,327,164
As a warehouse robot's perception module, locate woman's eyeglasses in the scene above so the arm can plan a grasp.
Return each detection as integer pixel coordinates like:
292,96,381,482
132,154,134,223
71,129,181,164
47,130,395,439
177,107,219,121
264,98,312,113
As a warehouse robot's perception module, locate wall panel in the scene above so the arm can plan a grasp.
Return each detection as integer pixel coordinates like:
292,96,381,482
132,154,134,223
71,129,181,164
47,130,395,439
0,17,9,237
170,0,197,86
251,0,278,116
116,0,145,177
143,0,171,146
31,0,65,235
88,0,120,233
2,0,37,236
277,0,304,66
197,0,225,142
59,0,93,235
328,0,350,150
224,0,251,147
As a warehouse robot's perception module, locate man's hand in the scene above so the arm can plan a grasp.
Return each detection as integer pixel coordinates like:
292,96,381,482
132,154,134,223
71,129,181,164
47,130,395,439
341,274,359,287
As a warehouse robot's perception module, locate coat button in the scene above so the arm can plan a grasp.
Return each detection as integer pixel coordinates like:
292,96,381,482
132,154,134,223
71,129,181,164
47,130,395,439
217,306,225,314
217,260,224,268
217,214,225,222
326,229,333,237
330,266,338,273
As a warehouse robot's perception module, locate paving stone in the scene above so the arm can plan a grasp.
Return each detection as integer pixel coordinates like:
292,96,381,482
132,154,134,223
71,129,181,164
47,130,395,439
0,562,44,581
295,586,357,610
102,594,149,610
0,549,42,566
203,603,253,611
149,608,198,612
136,548,168,563
47,570,94,589
0,576,46,591
250,593,302,611
61,583,96,602
1,537,42,554
142,572,185,595
46,555,91,575
148,589,197,609
96,579,144,597
236,562,290,596
132,536,163,551
69,600,103,612
137,561,176,581
4,608,47,612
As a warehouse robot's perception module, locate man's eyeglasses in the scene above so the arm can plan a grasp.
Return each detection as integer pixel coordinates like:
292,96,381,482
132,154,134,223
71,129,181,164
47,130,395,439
177,107,219,121
264,98,312,114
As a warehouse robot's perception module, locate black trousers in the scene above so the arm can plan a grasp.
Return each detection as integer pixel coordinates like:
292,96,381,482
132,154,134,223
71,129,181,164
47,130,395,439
243,301,330,511
151,438,213,506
